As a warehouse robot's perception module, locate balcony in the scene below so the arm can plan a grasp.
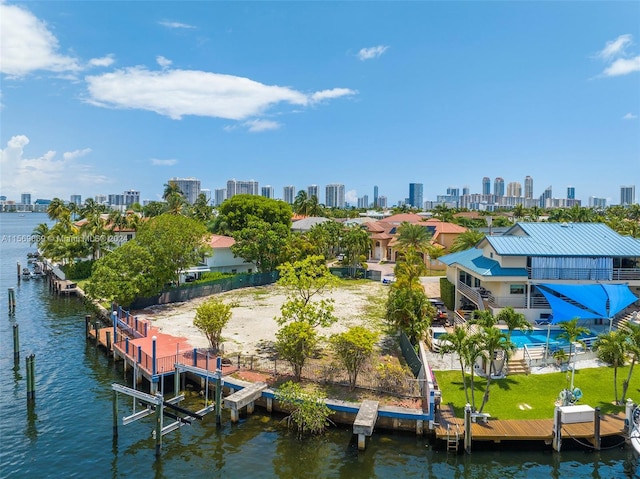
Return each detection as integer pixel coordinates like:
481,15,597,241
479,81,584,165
527,267,640,281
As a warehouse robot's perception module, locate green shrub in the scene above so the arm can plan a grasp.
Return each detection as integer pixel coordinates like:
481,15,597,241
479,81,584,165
62,260,94,280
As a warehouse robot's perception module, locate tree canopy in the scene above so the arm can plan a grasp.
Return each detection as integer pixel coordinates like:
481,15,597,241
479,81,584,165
215,195,292,233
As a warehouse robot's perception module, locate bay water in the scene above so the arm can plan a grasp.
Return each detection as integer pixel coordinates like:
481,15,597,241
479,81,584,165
1,213,638,478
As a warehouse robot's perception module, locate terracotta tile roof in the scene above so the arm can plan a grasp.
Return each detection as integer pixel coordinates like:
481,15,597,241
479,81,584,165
383,213,425,223
423,219,468,234
207,234,235,248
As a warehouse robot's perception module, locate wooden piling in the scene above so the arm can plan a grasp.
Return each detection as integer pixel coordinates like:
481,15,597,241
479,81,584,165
215,357,222,425
113,390,119,438
553,407,562,452
106,331,112,352
8,288,16,314
13,324,19,364
594,407,601,450
155,393,163,457
26,354,35,402
85,315,91,338
17,262,21,282
464,403,472,453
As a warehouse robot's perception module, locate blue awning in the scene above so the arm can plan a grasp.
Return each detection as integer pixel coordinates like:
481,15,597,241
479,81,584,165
537,283,638,324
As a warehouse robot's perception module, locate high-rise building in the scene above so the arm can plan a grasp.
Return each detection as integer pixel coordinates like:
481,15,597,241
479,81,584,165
108,194,125,206
70,195,82,206
201,189,211,203
566,186,575,200
214,188,226,206
446,187,460,198
358,195,369,209
462,185,470,196
408,183,423,209
94,194,107,205
506,182,522,197
524,176,533,199
377,196,388,209
589,196,607,208
482,177,491,195
325,184,345,208
123,190,140,207
283,186,295,204
169,177,201,204
307,185,319,201
261,186,274,199
620,185,636,205
373,185,379,208
494,178,505,197
539,186,552,208
21,193,31,205
226,179,259,199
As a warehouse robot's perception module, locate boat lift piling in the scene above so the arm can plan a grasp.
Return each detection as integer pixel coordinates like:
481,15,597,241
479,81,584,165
13,324,20,364
26,354,36,402
8,288,16,314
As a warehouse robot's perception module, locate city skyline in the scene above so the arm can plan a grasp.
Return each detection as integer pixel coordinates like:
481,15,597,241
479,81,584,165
1,2,638,205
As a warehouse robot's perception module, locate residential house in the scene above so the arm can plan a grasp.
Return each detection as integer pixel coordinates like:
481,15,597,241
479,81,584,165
439,222,640,323
365,213,467,265
204,234,257,274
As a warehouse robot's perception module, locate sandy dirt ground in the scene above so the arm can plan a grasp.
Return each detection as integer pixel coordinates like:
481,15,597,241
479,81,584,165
135,272,443,356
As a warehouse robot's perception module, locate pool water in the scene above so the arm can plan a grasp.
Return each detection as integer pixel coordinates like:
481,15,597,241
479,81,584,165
507,329,595,348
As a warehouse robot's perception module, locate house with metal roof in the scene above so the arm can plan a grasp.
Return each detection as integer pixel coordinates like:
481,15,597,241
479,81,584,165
439,222,640,323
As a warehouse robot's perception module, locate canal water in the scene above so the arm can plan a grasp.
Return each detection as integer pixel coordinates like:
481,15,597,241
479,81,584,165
1,213,638,478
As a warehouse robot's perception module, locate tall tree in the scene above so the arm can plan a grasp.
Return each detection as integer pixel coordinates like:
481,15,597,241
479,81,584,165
478,326,514,413
449,230,485,253
396,222,432,255
496,307,532,341
340,225,371,277
216,194,292,233
47,198,70,221
293,190,310,216
231,218,290,273
594,329,628,404
620,321,640,401
558,318,591,390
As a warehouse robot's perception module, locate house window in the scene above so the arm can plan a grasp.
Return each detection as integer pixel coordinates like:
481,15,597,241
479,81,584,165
231,269,237,274
248,269,252,274
510,284,525,295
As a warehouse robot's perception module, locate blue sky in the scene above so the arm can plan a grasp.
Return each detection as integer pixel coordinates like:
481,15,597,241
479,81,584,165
1,1,638,206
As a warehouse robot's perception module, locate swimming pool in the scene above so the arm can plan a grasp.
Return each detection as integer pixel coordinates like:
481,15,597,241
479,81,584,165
432,328,595,349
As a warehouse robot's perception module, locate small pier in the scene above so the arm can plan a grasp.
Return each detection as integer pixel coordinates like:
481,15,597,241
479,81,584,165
223,382,268,422
353,400,379,450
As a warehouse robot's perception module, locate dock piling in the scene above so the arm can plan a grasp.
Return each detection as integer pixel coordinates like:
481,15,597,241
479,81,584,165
8,288,16,314
215,357,222,425
85,315,91,338
13,324,20,364
26,354,36,402
17,262,21,282
594,407,601,450
464,403,472,453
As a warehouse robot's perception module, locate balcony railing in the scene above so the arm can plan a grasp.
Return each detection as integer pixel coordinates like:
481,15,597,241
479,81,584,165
527,267,640,281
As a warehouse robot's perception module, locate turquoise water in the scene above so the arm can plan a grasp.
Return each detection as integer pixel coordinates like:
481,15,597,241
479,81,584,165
1,213,638,478
508,329,595,348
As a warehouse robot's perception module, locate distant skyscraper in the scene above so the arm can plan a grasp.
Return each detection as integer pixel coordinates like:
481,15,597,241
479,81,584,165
283,186,295,204
567,186,575,200
169,177,201,204
123,190,140,206
589,196,607,208
620,185,636,205
539,186,552,208
94,194,107,205
446,187,460,198
70,195,82,206
201,189,211,203
307,185,319,201
226,179,259,199
462,185,470,196
20,193,31,205
408,183,423,209
506,182,522,197
108,194,125,206
524,176,533,199
358,195,369,209
494,178,505,197
373,185,379,208
261,186,274,199
378,196,388,208
214,188,226,206
482,177,491,195
325,184,345,208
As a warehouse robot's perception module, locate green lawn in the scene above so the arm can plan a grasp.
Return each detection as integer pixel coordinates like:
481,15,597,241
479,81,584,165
434,365,640,419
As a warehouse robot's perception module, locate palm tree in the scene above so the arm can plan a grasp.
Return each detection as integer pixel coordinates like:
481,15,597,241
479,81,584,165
620,321,640,401
594,329,628,404
558,318,591,390
527,206,542,222
449,230,484,253
432,204,454,222
512,204,526,222
293,190,310,216
31,223,50,246
396,222,432,255
478,326,515,413
47,198,69,221
163,180,183,201
438,326,474,405
307,195,324,217
340,225,371,277
496,307,532,342
470,310,497,328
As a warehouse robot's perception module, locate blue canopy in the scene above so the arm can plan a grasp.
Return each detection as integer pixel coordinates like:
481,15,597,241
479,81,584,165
537,283,638,324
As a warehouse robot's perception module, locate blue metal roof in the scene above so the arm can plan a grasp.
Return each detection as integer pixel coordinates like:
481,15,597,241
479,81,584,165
483,222,640,257
439,249,528,277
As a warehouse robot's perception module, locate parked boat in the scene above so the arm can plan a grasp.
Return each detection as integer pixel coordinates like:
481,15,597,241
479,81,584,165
21,268,34,280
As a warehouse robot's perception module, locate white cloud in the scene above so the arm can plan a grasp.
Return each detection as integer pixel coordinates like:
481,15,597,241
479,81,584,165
156,56,172,69
63,148,92,160
623,112,638,120
345,190,358,204
88,55,115,68
243,119,281,132
0,135,107,199
310,88,358,103
603,56,640,76
0,3,81,77
159,20,196,30
358,45,389,61
85,67,356,121
150,158,178,166
596,34,633,60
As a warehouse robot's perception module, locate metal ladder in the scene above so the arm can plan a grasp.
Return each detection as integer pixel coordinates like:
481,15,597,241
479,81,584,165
446,423,460,452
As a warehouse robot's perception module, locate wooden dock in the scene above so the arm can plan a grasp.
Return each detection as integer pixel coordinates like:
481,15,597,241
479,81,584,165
435,405,626,446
